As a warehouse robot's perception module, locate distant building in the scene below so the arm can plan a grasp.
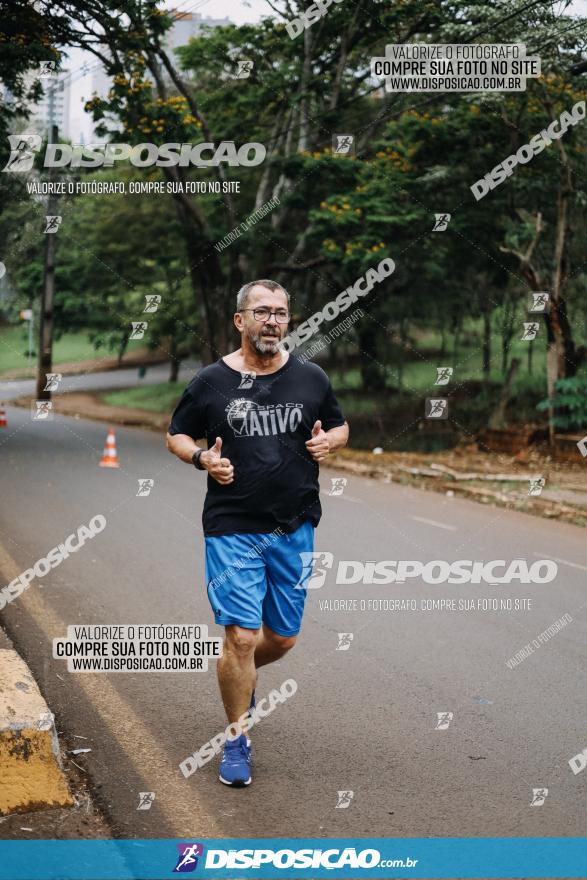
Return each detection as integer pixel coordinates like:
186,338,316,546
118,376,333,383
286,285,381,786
90,63,110,99
86,10,230,139
166,10,230,53
25,69,72,139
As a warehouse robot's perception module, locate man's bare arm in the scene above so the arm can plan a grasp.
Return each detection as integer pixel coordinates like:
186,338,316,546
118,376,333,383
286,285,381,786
326,422,349,453
166,432,200,464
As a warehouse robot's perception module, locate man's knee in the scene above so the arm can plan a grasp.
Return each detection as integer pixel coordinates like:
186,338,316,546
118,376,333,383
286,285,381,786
265,629,297,655
225,625,259,659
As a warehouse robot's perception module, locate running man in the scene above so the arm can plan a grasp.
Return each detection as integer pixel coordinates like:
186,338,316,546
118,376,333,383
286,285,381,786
166,279,348,786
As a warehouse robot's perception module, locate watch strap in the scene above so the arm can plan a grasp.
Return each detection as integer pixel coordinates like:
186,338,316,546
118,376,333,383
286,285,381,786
192,449,205,470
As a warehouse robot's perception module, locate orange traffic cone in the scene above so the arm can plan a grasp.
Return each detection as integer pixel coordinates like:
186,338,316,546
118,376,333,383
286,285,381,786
0,405,6,428
99,427,119,468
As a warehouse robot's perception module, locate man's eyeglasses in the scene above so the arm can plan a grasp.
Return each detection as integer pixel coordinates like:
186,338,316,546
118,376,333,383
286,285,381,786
240,308,290,324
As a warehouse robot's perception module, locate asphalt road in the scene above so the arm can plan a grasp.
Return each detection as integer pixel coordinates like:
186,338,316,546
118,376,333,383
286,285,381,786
0,404,585,841
0,360,200,399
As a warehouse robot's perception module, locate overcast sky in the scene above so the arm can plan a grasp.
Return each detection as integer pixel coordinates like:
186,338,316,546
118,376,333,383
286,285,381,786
62,0,587,142
194,0,587,26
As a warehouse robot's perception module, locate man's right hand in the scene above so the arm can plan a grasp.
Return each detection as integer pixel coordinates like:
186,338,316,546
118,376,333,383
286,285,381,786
201,436,234,485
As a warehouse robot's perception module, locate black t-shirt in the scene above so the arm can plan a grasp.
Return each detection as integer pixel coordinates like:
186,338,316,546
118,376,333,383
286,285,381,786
168,355,346,537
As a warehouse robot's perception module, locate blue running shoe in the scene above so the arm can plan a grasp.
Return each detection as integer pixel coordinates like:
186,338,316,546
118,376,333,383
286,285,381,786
219,734,252,787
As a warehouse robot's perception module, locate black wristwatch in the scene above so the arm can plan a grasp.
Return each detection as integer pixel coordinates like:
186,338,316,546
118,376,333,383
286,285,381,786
192,449,206,470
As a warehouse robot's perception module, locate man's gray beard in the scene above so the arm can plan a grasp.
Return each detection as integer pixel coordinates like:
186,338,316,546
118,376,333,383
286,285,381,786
249,329,281,355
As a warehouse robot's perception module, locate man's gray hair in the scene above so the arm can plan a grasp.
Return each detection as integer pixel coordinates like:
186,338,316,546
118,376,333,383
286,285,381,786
236,279,290,311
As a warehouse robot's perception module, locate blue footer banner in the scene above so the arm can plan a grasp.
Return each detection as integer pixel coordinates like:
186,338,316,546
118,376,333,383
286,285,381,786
0,838,585,879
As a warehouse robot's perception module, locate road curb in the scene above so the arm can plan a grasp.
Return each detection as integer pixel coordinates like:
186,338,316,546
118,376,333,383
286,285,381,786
0,647,73,815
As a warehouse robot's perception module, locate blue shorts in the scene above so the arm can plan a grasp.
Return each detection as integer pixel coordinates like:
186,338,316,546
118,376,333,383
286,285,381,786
204,520,314,636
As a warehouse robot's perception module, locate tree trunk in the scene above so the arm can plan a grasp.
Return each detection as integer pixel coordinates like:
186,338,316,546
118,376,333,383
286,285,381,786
439,319,446,358
169,335,180,383
167,187,229,363
117,333,129,366
397,318,407,389
545,105,575,441
452,317,461,368
357,323,385,392
144,52,230,362
36,123,58,401
297,29,313,153
500,296,516,377
548,118,575,382
488,357,520,429
482,308,491,380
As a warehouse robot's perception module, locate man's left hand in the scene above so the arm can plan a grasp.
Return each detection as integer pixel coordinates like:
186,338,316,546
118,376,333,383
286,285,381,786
306,420,330,462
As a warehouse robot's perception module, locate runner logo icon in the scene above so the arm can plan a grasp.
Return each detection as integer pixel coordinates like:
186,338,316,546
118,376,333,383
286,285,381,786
173,843,204,872
3,134,42,172
295,551,334,589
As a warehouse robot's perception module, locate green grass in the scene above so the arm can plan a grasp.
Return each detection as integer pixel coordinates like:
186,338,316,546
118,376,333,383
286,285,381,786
333,391,384,415
101,383,183,413
328,328,549,394
0,325,144,377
